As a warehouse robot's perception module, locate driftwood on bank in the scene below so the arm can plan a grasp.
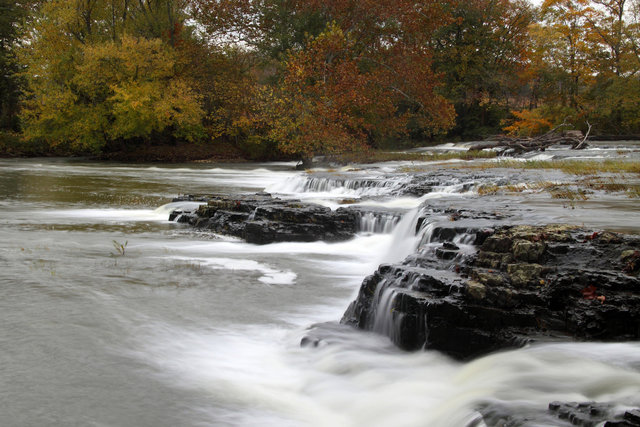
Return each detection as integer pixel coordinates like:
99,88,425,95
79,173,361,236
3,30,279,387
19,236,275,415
475,121,592,154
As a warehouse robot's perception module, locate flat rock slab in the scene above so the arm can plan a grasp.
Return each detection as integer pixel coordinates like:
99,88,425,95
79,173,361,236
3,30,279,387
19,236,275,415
170,193,358,244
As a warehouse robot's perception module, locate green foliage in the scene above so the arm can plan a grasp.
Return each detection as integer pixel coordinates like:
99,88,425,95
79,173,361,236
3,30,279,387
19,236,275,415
585,76,640,134
432,0,534,139
255,0,329,61
0,0,31,132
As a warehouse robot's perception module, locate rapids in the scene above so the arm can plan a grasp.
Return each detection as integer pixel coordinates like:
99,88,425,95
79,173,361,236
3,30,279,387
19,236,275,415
1,146,639,427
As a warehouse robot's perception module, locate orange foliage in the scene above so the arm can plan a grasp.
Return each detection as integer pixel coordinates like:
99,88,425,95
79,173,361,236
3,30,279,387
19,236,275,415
503,109,553,137
191,0,455,158
261,0,456,158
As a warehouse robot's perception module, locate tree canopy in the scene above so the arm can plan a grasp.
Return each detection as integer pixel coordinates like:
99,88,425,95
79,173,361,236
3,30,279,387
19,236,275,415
5,0,640,159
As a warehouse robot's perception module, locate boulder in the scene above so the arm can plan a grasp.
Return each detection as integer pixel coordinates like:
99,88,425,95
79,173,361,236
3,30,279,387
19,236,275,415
170,193,358,244
341,224,640,359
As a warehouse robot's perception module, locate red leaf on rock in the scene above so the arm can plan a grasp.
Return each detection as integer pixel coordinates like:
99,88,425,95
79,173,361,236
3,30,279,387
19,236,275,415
581,285,597,299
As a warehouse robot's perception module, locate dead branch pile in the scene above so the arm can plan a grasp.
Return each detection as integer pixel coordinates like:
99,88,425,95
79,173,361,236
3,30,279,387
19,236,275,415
475,121,591,154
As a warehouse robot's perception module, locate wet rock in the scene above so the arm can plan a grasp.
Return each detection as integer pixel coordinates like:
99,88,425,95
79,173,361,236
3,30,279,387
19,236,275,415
548,401,640,427
626,410,640,424
466,280,486,300
435,242,460,260
622,250,640,273
342,224,640,359
482,234,514,253
512,239,546,262
506,263,543,287
473,270,505,286
170,194,358,244
479,401,640,427
622,250,637,260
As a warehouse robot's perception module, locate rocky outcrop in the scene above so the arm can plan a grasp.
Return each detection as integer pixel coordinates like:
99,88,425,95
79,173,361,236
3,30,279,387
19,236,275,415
478,400,640,427
341,224,640,360
170,193,359,244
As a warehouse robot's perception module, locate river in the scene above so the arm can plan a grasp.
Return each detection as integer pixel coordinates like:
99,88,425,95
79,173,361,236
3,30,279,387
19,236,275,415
1,152,639,426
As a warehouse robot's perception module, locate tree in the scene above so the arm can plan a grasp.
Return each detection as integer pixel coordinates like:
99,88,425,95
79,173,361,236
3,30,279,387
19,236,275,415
259,0,456,159
539,0,594,109
19,0,204,152
263,24,392,159
22,33,204,152
0,0,32,131
580,0,640,133
432,0,534,139
585,0,631,76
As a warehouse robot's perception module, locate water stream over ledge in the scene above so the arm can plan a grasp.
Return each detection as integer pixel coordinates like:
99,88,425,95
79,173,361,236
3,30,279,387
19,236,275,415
1,150,639,426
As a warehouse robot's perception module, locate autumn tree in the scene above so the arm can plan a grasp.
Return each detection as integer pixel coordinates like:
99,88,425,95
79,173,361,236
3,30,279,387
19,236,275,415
584,0,631,76
21,33,204,152
190,0,456,159
579,0,640,133
431,0,534,139
504,0,594,135
17,0,207,153
264,1,455,158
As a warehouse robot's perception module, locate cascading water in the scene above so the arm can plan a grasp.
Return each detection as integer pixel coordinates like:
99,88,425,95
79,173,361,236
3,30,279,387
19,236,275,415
266,173,410,200
357,212,400,234
380,207,424,264
366,207,480,346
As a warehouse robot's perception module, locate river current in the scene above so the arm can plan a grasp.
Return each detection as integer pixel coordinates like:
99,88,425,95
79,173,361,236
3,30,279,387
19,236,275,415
1,152,639,426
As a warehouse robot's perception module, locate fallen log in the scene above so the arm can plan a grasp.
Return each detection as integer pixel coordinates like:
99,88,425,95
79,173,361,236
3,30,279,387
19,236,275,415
475,121,591,154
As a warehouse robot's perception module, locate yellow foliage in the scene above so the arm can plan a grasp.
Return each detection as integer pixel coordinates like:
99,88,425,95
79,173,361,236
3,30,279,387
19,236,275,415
21,31,204,151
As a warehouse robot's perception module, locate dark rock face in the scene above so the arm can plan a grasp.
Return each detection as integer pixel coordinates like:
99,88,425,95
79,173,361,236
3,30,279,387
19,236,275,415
170,193,358,244
341,224,640,360
477,401,640,427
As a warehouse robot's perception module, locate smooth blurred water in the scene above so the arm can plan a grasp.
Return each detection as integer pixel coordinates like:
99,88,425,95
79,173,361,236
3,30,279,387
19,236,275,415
1,156,639,427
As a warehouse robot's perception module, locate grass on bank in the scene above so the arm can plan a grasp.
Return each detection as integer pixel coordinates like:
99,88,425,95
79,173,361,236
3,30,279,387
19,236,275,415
469,159,640,175
477,178,640,200
335,151,639,176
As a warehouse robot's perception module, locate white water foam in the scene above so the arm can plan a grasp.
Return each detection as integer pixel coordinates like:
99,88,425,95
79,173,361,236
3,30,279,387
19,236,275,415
132,320,640,427
42,208,170,222
165,256,297,285
155,201,206,217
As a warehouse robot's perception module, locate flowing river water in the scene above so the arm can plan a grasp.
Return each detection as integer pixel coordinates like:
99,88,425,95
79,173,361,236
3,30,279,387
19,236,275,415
1,147,640,427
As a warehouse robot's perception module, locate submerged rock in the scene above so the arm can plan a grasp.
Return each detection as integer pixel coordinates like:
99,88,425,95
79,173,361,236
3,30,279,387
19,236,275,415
341,224,640,359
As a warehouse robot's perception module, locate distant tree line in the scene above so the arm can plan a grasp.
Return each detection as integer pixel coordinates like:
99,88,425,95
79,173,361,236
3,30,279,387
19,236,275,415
1,0,640,160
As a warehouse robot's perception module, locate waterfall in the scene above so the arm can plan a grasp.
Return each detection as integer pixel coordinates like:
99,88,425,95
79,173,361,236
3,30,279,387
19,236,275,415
266,174,410,198
372,283,402,341
380,207,424,264
357,212,401,234
365,206,480,345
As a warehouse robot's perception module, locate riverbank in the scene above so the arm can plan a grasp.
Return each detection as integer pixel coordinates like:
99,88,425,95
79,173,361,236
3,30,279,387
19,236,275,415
0,133,253,162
